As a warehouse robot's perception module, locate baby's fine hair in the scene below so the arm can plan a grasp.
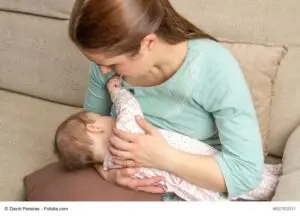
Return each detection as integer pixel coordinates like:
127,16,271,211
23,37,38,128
53,111,97,170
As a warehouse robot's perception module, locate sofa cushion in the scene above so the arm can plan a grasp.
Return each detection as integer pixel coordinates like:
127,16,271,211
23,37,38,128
24,162,161,201
0,0,75,20
267,48,300,157
272,171,300,201
0,10,89,108
0,89,80,201
220,41,287,153
282,124,300,175
272,124,300,200
170,0,300,45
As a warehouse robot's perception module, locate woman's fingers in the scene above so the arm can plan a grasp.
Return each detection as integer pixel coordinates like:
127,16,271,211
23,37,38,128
132,176,165,188
99,167,165,194
117,168,165,191
108,146,133,159
113,158,136,167
135,115,157,135
113,127,138,142
136,186,166,194
119,167,138,177
109,136,133,151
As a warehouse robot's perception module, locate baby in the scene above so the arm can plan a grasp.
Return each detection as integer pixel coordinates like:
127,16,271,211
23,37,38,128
54,76,282,201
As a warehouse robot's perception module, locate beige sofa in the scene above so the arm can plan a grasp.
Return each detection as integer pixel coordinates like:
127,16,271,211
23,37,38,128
0,0,299,201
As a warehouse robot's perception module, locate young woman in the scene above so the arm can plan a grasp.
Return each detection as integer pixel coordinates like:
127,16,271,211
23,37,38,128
68,0,264,200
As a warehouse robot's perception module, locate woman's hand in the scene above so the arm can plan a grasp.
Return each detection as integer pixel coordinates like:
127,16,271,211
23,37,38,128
93,164,165,193
108,116,172,170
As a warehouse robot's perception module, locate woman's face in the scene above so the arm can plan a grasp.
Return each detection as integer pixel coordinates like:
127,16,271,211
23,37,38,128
84,48,154,78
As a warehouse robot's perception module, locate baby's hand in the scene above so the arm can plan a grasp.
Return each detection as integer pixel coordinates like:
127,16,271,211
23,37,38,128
107,76,121,93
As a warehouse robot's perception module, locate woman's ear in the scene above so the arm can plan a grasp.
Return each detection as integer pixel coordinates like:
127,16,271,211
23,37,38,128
141,33,157,52
86,123,104,133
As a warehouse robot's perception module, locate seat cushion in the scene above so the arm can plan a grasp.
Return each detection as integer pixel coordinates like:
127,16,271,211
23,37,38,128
0,0,75,20
24,162,161,201
267,48,300,157
281,124,300,174
272,171,300,201
0,89,80,201
272,124,300,200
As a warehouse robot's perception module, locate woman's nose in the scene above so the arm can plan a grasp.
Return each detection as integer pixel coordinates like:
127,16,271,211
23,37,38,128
99,66,112,74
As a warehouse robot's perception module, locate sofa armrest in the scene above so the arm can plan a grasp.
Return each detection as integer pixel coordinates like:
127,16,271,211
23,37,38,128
272,124,300,201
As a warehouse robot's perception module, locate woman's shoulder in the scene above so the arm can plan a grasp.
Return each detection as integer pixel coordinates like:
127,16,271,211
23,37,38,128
189,38,220,49
188,39,248,102
189,39,241,75
189,38,236,61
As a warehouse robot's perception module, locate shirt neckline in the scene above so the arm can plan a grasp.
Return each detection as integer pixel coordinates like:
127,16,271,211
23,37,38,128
121,40,192,91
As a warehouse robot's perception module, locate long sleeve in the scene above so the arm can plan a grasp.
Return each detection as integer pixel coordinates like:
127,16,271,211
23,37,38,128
111,88,145,134
195,44,264,199
103,87,145,170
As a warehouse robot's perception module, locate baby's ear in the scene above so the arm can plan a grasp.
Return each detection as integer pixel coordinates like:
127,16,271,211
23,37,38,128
86,123,104,133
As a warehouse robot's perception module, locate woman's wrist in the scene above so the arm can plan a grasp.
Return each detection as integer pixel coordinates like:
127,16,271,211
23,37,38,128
158,146,180,172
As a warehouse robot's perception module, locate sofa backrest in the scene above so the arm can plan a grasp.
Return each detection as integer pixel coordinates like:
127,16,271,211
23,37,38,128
0,0,89,108
0,0,75,19
0,0,299,158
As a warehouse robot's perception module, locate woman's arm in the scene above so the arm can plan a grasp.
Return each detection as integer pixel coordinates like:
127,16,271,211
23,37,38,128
84,62,112,114
161,45,265,199
161,149,226,192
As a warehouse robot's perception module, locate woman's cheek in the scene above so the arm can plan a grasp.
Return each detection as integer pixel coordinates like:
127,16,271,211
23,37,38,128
118,65,134,76
113,65,123,74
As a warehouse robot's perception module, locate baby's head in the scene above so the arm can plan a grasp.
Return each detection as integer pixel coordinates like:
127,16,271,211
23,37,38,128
53,111,114,171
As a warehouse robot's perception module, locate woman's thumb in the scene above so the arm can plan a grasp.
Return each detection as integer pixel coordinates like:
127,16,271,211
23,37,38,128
135,115,156,135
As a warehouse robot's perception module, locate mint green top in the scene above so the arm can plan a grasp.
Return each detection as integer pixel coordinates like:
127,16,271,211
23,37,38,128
84,39,264,199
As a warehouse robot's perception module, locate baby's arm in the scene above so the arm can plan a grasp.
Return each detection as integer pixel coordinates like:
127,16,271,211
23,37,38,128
107,77,145,134
103,77,145,170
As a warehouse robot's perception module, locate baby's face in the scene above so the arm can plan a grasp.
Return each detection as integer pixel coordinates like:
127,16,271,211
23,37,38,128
86,112,115,162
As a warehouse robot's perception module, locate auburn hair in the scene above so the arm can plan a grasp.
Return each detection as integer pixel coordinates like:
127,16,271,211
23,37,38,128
69,0,216,56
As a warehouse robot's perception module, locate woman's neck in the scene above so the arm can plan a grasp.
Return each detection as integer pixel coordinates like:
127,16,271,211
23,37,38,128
127,40,188,87
154,40,188,78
